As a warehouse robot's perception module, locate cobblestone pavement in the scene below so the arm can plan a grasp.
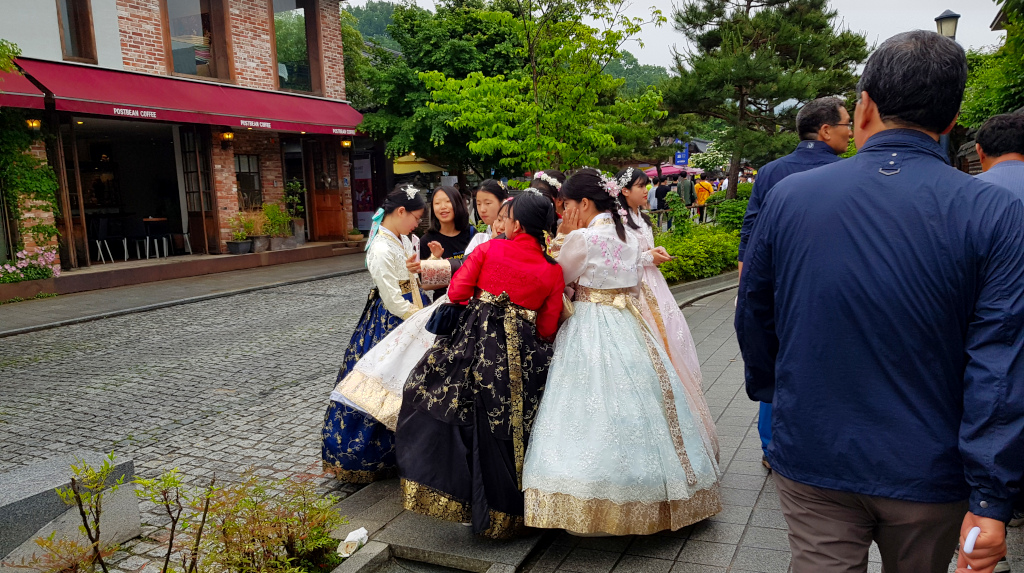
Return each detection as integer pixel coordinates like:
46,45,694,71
0,273,376,535
1,280,1021,573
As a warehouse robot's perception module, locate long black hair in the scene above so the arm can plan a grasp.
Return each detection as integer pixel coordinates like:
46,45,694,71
427,185,470,233
615,167,652,230
510,190,557,264
473,179,508,220
383,184,426,214
561,168,626,242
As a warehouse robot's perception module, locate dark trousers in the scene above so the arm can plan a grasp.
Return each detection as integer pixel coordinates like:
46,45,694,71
774,473,966,573
696,205,706,223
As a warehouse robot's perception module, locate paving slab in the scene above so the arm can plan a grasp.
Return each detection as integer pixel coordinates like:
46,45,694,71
374,511,543,573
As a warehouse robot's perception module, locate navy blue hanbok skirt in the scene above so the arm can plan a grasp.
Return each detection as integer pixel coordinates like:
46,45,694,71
322,286,424,483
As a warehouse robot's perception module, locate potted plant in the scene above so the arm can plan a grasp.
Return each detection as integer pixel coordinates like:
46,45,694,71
226,228,252,255
263,203,295,250
241,210,270,253
284,181,306,245
346,228,364,246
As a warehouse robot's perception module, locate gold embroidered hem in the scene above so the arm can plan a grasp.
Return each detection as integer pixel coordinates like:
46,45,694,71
482,509,526,540
523,484,722,536
322,462,397,484
401,478,471,523
336,371,402,431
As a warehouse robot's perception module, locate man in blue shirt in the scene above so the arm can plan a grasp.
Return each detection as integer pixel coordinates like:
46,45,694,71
737,31,1024,573
976,113,1024,201
737,96,852,469
975,112,1024,541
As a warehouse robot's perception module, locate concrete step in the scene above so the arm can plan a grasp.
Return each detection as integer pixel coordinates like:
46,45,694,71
331,480,543,573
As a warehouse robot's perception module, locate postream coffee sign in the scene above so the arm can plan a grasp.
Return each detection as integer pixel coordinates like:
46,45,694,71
113,107,158,119
240,119,273,129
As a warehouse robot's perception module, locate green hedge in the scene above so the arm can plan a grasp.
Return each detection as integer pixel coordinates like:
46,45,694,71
654,225,739,283
714,199,748,232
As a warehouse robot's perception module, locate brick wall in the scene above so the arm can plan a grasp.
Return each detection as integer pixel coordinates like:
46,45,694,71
114,0,347,100
319,0,346,101
116,0,167,75
232,130,284,206
337,145,353,231
20,143,60,263
209,134,237,253
230,0,276,89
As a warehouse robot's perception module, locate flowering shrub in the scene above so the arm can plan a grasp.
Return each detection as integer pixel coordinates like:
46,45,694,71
0,248,61,284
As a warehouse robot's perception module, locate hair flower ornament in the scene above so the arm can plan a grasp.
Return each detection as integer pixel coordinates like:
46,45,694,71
617,167,635,189
600,172,622,198
401,184,418,201
535,172,562,190
522,187,543,197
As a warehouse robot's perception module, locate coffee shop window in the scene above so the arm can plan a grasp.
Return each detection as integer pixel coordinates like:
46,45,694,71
165,0,231,80
272,0,322,94
236,154,262,208
56,0,97,63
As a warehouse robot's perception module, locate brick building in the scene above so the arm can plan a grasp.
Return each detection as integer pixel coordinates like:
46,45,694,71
0,0,366,268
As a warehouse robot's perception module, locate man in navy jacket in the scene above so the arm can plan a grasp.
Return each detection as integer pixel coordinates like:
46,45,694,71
737,96,852,469
736,31,1024,573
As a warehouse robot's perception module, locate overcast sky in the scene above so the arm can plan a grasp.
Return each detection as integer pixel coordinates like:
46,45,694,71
351,0,1006,70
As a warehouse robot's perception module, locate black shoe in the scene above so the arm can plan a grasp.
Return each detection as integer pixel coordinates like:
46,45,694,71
761,455,772,472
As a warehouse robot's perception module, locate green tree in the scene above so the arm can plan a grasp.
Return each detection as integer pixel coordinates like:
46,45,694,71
357,1,524,183
0,39,17,74
960,6,1024,128
604,50,670,98
345,0,402,51
340,11,376,110
665,0,868,198
422,0,667,171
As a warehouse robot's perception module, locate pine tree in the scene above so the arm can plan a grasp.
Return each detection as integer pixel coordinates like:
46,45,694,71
665,0,867,198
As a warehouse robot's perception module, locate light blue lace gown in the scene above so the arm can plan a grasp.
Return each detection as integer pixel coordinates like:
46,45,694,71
522,213,722,535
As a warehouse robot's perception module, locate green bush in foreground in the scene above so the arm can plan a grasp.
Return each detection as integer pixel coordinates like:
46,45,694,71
655,225,740,283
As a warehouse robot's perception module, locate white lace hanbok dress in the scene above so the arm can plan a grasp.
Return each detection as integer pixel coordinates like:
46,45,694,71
522,213,722,535
626,208,719,462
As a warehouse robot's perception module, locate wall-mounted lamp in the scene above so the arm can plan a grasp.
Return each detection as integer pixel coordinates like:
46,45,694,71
341,139,353,149
25,119,42,131
220,131,235,150
410,151,416,157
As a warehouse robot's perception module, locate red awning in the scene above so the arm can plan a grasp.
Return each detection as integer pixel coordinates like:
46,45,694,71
15,58,362,135
0,69,46,110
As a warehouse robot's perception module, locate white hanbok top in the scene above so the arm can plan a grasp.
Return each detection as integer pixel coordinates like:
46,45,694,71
465,226,490,256
365,227,420,319
557,213,650,289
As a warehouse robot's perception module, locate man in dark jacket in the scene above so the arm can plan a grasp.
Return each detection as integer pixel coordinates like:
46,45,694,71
737,96,852,468
736,31,1024,573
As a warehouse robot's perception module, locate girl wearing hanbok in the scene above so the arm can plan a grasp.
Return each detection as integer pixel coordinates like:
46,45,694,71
321,185,426,483
531,169,566,231
615,167,720,462
321,187,512,484
522,169,722,536
465,179,508,255
396,191,565,539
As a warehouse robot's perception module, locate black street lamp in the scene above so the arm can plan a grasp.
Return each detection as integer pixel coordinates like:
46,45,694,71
935,9,961,40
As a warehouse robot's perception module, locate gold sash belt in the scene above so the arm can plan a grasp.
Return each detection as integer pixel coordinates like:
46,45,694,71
478,290,535,488
398,279,425,310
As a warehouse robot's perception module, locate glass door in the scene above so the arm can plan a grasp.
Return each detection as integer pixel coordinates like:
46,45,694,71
180,127,214,253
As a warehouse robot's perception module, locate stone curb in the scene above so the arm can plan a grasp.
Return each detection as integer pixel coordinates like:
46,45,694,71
0,267,368,339
670,270,740,308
